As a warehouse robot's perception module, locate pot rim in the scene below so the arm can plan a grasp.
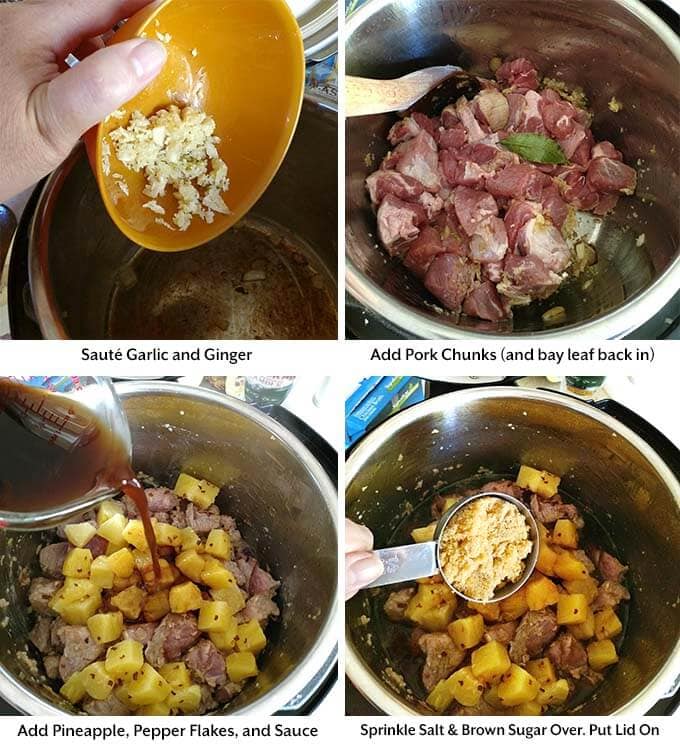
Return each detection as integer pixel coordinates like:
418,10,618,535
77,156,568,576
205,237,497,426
345,386,680,715
345,0,680,340
0,381,338,716
27,96,332,341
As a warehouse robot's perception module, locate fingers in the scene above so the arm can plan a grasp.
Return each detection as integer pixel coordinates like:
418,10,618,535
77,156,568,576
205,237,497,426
345,518,374,553
29,38,166,158
346,551,384,600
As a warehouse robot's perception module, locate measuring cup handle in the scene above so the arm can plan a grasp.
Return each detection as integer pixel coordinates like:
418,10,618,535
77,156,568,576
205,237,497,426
365,541,438,588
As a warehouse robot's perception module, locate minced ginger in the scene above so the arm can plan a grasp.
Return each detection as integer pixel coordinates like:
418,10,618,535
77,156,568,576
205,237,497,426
439,496,532,601
106,105,230,231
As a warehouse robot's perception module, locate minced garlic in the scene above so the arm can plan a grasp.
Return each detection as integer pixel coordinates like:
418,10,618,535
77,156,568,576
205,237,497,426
107,105,230,231
439,496,532,601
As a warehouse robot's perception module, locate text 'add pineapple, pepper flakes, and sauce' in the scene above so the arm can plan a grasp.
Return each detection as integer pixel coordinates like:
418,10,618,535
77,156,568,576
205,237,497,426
383,466,629,715
27,473,279,716
366,58,638,324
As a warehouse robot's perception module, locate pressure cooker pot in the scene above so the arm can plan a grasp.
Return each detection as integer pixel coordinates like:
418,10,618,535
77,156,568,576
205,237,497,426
346,387,680,714
0,382,338,715
346,0,680,339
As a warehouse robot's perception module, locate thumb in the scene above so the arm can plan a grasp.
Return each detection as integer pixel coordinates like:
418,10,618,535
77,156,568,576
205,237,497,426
346,551,384,600
32,38,167,157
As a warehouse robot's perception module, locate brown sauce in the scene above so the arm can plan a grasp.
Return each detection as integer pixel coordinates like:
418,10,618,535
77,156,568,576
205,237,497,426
0,378,160,576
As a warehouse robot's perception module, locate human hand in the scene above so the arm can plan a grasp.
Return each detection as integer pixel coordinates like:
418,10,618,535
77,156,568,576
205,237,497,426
0,0,167,203
345,518,384,600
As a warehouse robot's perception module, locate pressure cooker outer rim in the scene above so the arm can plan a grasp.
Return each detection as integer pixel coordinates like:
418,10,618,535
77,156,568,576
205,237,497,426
345,385,680,715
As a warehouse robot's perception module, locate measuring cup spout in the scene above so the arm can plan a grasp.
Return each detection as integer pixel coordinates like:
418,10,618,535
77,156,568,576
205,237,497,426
366,541,438,588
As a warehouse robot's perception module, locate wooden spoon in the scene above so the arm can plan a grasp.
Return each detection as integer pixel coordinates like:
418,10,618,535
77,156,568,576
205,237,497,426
346,66,481,117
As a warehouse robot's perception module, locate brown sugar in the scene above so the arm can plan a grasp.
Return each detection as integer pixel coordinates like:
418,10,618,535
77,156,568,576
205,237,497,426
439,496,532,601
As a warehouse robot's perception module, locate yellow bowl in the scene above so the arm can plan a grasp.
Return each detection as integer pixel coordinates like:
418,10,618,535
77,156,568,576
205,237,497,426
90,0,305,252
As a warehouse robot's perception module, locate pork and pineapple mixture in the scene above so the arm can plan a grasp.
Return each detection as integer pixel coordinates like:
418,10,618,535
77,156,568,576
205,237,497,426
366,58,638,321
27,473,279,715
384,466,629,715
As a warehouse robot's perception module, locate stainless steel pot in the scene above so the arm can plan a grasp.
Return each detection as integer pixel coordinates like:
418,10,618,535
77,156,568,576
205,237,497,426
291,0,338,61
0,382,338,715
346,387,680,714
2,98,337,340
346,0,680,339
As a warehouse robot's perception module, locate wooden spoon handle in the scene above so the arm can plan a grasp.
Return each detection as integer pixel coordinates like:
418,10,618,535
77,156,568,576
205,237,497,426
346,67,460,117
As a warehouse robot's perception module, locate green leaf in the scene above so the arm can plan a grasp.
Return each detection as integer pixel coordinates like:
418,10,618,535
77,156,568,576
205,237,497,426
500,133,568,164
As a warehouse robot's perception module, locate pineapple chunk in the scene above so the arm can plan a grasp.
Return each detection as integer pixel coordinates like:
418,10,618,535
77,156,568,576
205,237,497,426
166,684,202,713
210,584,246,614
469,601,500,622
537,678,570,706
209,617,238,651
556,593,589,625
404,583,457,632
110,585,145,620
569,607,595,640
120,663,171,706
471,640,511,683
483,684,505,710
140,558,178,592
517,700,542,715
175,549,206,582
60,671,86,704
90,556,114,588
64,522,97,548
87,611,124,644
97,513,128,546
553,550,589,581
499,586,528,621
179,528,200,551
105,639,145,679
427,678,456,713
234,619,267,655
526,657,556,686
97,500,124,525
54,590,102,625
159,662,192,688
174,473,220,510
564,577,599,604
526,575,560,611
198,600,234,632
447,614,484,650
106,541,126,555
552,519,578,549
106,547,135,578
169,581,203,613
154,522,183,548
81,661,115,700
226,651,258,683
449,666,483,707
497,664,539,706
137,702,171,716
51,577,99,606
112,572,141,592
62,547,93,578
587,639,619,670
516,465,560,497
205,529,231,560
143,590,171,622
201,558,236,589
123,519,149,551
594,607,623,640
410,522,437,543
536,541,558,577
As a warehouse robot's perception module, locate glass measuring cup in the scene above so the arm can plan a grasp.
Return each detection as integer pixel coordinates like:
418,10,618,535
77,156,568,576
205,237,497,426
366,492,539,603
0,376,131,530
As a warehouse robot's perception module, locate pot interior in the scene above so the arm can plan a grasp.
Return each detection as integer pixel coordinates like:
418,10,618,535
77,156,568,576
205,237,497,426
0,387,337,713
346,389,680,714
35,101,337,340
346,0,680,337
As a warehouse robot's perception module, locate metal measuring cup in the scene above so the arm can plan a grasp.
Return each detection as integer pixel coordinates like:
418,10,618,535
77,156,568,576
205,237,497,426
366,491,539,602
